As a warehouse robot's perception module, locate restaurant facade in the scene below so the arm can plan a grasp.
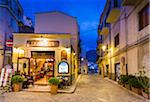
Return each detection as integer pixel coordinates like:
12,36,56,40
12,11,79,84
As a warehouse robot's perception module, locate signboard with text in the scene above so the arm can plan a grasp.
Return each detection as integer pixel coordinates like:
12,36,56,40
26,40,59,47
58,61,69,74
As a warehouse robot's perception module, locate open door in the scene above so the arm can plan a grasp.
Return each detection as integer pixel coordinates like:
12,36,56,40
115,63,120,81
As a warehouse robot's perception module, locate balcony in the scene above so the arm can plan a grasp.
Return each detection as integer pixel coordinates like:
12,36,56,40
122,0,142,6
100,27,109,35
106,0,121,23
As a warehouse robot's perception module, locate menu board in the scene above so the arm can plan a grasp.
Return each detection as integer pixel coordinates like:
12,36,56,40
58,61,69,74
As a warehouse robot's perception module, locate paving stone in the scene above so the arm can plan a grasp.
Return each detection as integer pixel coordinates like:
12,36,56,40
0,75,148,102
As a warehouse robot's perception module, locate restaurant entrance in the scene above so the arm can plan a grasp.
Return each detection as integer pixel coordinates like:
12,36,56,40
30,51,55,85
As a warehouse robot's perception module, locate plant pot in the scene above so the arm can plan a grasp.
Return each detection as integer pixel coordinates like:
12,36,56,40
131,87,140,94
117,81,122,85
51,85,58,94
13,83,20,92
142,91,150,99
19,83,23,91
138,88,143,95
125,84,130,90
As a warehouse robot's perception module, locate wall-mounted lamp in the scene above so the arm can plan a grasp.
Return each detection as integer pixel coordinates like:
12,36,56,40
102,45,106,51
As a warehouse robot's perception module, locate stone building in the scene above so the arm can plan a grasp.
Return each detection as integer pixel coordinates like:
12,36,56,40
97,0,150,80
0,0,23,68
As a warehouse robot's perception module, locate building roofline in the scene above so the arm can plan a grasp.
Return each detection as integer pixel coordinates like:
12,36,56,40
35,11,77,19
13,32,71,35
13,33,72,38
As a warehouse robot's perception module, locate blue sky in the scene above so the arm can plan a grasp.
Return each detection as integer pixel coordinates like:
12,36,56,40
19,0,106,51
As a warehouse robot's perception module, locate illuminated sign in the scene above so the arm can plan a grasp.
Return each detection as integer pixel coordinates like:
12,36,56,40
58,61,69,74
26,40,59,47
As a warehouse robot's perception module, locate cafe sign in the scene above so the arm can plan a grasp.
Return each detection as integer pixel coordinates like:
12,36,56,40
26,40,59,47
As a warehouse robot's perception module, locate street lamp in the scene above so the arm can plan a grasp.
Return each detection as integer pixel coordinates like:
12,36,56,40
81,57,84,61
102,45,106,51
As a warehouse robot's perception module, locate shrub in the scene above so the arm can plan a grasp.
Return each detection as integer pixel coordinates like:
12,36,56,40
11,75,24,84
120,75,129,85
128,76,142,88
137,76,150,89
48,77,60,85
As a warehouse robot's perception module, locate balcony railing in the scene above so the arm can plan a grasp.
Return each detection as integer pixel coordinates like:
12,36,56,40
99,23,109,35
106,0,121,23
122,0,142,6
100,27,109,35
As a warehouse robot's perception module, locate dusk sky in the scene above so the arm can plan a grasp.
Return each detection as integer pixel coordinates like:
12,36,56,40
19,0,106,51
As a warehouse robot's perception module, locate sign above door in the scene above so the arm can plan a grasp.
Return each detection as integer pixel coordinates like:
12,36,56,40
26,40,59,47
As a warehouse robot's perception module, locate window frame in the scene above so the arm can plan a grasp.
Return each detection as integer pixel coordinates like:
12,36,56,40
114,33,119,47
138,3,149,31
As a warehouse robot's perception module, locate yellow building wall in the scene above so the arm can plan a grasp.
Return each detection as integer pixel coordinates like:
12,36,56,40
12,34,79,81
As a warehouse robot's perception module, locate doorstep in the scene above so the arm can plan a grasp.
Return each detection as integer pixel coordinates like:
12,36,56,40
22,74,81,94
104,78,149,101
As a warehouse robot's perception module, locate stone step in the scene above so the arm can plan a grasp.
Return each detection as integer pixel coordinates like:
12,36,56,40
22,85,50,93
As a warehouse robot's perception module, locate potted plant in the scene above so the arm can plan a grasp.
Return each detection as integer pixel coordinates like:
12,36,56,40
48,77,60,94
120,75,130,89
11,75,24,92
118,75,122,85
142,88,150,99
129,76,142,94
138,76,150,99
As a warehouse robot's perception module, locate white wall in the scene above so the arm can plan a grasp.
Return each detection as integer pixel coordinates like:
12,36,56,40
35,12,78,35
35,12,79,53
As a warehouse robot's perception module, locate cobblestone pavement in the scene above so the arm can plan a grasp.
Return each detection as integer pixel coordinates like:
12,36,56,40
0,75,148,102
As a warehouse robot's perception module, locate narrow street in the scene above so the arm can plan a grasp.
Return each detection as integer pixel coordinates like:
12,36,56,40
0,75,146,102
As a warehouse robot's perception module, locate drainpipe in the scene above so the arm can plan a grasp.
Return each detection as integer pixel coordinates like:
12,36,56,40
108,23,112,79
125,10,128,75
